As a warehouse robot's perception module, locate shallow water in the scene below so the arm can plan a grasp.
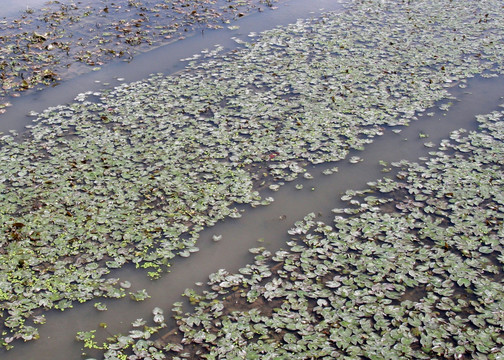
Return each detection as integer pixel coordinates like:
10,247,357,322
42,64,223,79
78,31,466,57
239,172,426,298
0,0,343,133
0,0,48,17
1,0,348,359
1,1,503,359
3,73,503,359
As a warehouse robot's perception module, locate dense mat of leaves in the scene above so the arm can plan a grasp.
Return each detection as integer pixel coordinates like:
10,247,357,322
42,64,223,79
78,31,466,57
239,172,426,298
1,0,504,351
89,107,504,359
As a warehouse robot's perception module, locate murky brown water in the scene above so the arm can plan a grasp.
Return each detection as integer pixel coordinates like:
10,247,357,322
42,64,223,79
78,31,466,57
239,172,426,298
4,74,503,359
1,1,347,359
1,1,503,359
0,0,342,133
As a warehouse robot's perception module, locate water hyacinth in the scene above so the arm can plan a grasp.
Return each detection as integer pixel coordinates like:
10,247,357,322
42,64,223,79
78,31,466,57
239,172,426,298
2,0,504,352
88,107,504,359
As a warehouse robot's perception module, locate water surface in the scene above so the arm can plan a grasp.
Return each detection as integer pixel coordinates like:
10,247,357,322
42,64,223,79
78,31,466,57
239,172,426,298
0,0,343,133
1,1,503,359
0,0,49,17
3,74,502,359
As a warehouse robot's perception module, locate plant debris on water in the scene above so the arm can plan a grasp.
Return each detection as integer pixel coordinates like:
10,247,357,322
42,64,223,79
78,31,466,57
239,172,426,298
1,0,504,354
0,0,280,113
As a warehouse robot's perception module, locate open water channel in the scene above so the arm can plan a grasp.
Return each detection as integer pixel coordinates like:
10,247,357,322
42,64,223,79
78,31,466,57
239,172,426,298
1,0,503,359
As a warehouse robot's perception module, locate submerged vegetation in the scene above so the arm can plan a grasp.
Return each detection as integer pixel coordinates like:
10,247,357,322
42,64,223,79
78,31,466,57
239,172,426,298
0,0,504,354
82,107,504,359
0,0,278,113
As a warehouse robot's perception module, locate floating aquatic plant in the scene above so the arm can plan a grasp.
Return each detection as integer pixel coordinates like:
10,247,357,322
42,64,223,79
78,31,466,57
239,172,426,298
129,289,151,302
87,106,504,359
0,0,280,112
3,0,504,351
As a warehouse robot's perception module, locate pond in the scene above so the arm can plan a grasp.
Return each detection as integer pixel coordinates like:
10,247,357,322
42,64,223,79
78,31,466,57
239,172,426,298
0,0,341,132
1,0,503,359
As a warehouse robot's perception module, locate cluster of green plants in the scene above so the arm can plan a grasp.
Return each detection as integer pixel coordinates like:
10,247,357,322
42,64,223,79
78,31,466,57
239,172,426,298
1,0,504,353
83,106,504,359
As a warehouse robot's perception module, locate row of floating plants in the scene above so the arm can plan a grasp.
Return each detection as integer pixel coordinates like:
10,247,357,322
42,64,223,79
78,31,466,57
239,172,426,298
80,108,504,359
0,0,280,113
2,0,504,351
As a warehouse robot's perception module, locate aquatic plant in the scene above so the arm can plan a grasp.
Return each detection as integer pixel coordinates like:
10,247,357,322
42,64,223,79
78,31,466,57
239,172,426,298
2,0,504,351
87,107,504,359
0,0,279,112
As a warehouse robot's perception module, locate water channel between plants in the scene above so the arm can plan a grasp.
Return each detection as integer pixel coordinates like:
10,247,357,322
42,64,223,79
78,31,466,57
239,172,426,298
1,1,344,358
5,75,502,360
1,0,503,359
0,0,342,133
